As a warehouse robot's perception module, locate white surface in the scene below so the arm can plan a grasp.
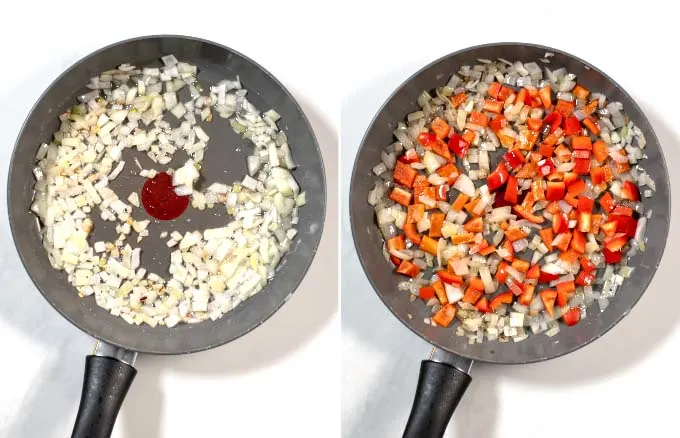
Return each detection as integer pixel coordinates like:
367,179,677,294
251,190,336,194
341,1,680,437
0,3,339,437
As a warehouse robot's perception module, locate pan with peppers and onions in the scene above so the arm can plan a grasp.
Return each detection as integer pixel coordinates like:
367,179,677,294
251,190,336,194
349,43,669,438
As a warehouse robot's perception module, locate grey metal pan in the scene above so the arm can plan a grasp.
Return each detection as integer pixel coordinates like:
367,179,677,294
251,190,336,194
349,42,669,437
7,35,325,438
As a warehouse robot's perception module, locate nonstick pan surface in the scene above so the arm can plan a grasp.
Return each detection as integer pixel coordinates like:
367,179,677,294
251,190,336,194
350,42,670,365
8,35,326,355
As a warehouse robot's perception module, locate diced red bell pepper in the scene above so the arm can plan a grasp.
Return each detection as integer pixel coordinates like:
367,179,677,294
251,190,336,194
567,179,586,196
608,214,637,238
552,212,569,234
540,290,557,317
504,175,519,204
590,167,605,185
501,239,515,262
571,136,592,150
432,281,448,305
490,291,514,310
573,84,590,100
436,185,449,201
490,114,507,132
403,223,421,245
604,234,629,252
527,118,543,132
543,111,562,133
417,132,438,148
496,261,509,284
576,270,595,286
432,304,457,327
563,116,581,136
399,148,420,164
484,99,504,114
571,229,586,253
600,221,618,238
580,257,596,272
539,271,560,283
462,287,484,305
396,260,420,277
592,140,608,163
503,149,525,169
470,111,489,127
487,162,510,191
488,82,502,99
546,181,565,201
513,205,546,224
451,93,467,108
437,270,463,285
603,248,623,264
448,133,470,158
572,149,591,160
475,297,491,313
539,86,552,108
555,100,575,118
531,180,545,201
611,204,634,217
539,228,554,251
436,163,460,185
577,196,594,213
419,286,435,300
431,139,452,161
389,187,412,207
621,181,640,201
537,158,556,177
519,284,535,305
393,161,418,188
526,264,540,280
562,307,581,326
431,117,451,140
599,192,616,212
556,281,576,307
498,86,515,102
573,159,591,175
578,212,592,233
582,117,600,135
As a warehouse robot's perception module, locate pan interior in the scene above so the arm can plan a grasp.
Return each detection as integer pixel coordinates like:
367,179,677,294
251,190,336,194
350,43,670,364
8,35,326,354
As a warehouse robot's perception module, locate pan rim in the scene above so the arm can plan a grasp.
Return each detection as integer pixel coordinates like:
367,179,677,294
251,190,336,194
7,33,327,355
349,41,671,364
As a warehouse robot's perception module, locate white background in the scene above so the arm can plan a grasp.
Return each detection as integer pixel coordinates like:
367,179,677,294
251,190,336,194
0,2,339,437
341,1,680,437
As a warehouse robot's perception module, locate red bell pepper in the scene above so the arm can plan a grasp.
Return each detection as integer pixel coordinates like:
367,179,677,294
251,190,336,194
621,181,640,201
552,212,569,234
556,281,576,307
604,234,628,252
539,271,560,283
496,261,509,284
603,248,623,264
537,158,556,177
432,304,457,327
573,159,591,175
487,162,510,191
419,286,435,300
431,117,451,140
590,167,605,185
475,297,491,313
562,307,581,326
575,270,595,286
571,136,592,150
484,99,504,114
540,290,557,317
546,181,565,201
490,291,514,310
527,118,543,132
503,149,525,169
599,192,616,212
543,111,562,133
526,264,541,280
389,187,412,207
403,223,421,245
592,140,608,163
577,196,594,213
578,212,592,233
470,111,489,127
519,284,535,305
396,260,420,277
437,270,463,285
447,133,470,158
571,230,586,253
513,205,545,224
393,161,418,188
563,116,581,135
608,214,637,238
539,86,552,108
490,114,507,132
417,132,438,148
504,175,519,204
399,148,420,164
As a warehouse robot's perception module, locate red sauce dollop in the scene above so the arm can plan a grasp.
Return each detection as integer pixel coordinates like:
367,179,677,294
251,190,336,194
141,172,190,220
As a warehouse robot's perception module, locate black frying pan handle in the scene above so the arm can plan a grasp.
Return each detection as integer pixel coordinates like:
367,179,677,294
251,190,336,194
403,359,472,438
71,354,137,438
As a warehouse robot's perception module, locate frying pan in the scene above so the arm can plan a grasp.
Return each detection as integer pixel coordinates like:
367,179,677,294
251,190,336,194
349,42,670,437
7,35,326,437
